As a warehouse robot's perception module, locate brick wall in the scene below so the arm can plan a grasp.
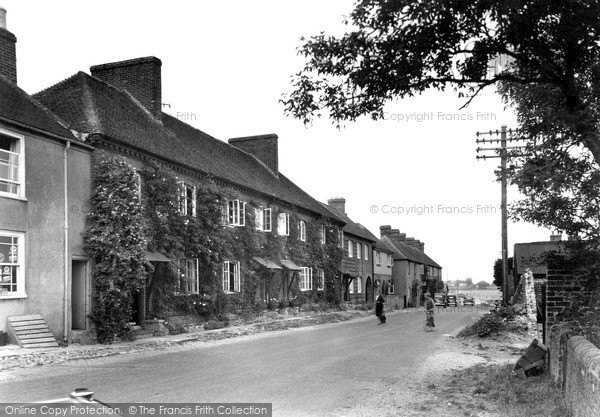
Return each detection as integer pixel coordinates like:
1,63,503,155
228,134,278,176
546,259,600,416
0,28,17,84
90,57,162,119
545,268,592,337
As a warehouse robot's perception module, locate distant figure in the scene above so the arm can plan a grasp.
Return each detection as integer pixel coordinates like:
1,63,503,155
375,293,385,324
424,293,435,332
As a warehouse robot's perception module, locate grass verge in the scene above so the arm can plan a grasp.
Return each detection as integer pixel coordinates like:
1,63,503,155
436,363,571,417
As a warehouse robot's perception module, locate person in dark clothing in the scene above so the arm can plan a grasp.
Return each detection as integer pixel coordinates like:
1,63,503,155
375,293,385,324
424,293,435,331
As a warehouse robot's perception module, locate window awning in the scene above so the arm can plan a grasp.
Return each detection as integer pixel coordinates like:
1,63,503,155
146,251,171,262
280,259,302,271
253,257,282,270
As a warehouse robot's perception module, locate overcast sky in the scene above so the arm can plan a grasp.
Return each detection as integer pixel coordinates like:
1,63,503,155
3,0,552,283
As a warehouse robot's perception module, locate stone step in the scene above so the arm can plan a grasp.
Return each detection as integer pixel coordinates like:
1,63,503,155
8,315,59,348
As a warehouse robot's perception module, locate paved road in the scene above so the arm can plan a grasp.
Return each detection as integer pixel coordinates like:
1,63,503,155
0,309,480,416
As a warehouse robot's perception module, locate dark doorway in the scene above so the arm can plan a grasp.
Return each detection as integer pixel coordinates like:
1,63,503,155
366,277,373,303
71,260,89,330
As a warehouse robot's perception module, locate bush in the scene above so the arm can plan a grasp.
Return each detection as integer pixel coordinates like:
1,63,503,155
458,313,505,338
204,320,226,331
165,322,188,335
337,303,349,311
495,305,517,321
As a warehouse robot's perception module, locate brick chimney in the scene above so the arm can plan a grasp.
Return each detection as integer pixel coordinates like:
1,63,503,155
418,242,425,252
405,237,416,248
0,7,17,84
327,198,346,215
228,134,279,176
90,57,162,119
380,225,392,238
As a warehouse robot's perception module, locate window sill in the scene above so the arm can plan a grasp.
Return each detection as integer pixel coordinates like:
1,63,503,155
0,193,27,202
0,293,27,300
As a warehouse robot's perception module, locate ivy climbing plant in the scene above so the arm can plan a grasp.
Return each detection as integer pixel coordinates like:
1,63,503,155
87,157,345,333
85,155,149,344
141,163,225,318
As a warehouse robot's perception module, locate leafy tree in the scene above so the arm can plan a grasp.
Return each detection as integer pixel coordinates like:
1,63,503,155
476,280,490,289
465,277,474,287
283,1,600,243
493,257,514,289
500,80,600,245
283,0,600,163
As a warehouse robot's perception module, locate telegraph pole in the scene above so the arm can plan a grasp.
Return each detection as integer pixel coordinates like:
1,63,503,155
476,125,525,305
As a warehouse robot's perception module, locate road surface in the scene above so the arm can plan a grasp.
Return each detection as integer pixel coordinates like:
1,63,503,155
0,308,481,416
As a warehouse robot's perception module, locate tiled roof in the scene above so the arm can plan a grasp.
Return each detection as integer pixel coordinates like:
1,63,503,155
380,236,442,268
374,239,394,253
513,240,563,275
0,74,76,140
33,71,338,220
322,204,378,242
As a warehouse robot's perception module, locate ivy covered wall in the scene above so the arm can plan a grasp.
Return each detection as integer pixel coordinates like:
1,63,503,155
86,152,344,333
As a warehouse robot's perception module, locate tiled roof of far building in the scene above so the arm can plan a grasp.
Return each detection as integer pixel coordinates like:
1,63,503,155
33,71,338,221
380,235,442,268
322,204,378,242
0,74,76,141
374,239,394,253
513,240,563,275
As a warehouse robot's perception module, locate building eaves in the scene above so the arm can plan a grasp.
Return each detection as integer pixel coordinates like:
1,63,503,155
0,74,79,142
321,204,377,242
34,71,338,221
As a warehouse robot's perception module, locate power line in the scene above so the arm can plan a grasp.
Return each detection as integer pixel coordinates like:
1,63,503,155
475,125,526,305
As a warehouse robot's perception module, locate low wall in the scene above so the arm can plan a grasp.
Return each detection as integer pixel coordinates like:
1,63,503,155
549,325,600,416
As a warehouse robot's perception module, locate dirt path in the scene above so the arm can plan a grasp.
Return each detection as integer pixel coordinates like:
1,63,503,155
330,330,530,417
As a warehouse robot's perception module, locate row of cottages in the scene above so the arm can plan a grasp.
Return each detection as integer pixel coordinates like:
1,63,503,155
324,198,385,303
0,7,444,343
0,9,93,345
379,226,443,308
33,55,352,337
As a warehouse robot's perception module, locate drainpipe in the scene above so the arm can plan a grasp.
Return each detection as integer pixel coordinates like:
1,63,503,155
63,141,71,342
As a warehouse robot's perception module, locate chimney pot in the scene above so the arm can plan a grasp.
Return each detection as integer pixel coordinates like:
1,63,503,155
380,225,392,237
0,7,17,84
0,7,6,29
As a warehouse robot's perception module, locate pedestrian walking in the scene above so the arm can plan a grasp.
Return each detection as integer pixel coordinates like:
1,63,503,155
424,293,435,332
375,293,385,324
